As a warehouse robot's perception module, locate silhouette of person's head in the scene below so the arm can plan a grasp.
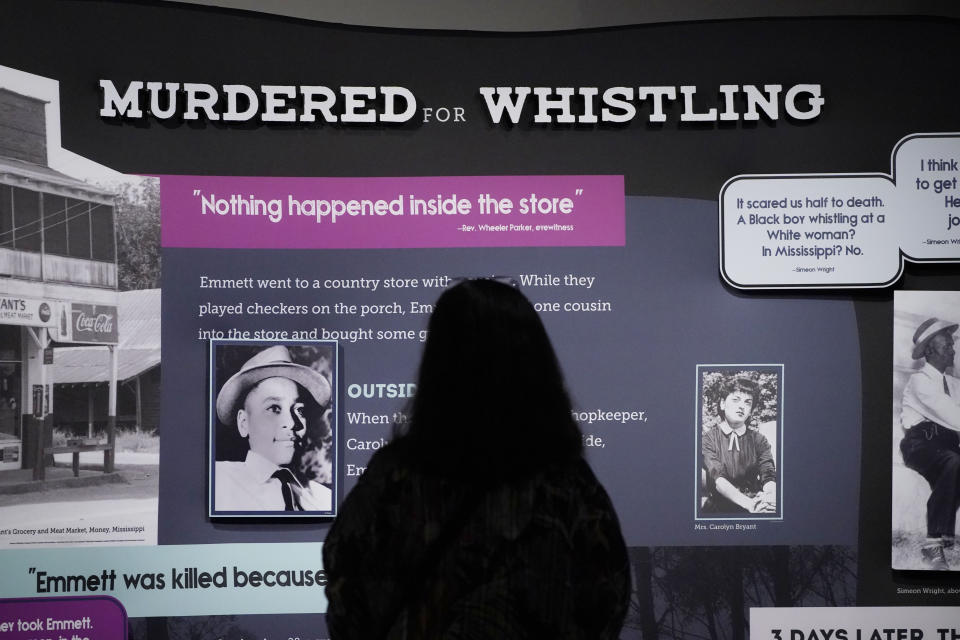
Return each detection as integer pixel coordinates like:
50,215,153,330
399,278,582,479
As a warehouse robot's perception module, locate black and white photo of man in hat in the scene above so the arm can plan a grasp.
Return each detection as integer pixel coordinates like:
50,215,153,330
899,315,960,570
210,343,336,516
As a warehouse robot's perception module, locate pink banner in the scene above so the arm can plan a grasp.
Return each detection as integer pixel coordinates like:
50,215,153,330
0,597,126,640
159,175,623,249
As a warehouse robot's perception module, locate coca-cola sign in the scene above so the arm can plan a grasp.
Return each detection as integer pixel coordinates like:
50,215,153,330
70,303,118,344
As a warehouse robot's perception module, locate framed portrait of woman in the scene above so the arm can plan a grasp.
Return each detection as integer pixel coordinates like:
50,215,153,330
695,364,784,521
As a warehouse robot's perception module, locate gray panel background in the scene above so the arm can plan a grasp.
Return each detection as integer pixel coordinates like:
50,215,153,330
160,196,861,547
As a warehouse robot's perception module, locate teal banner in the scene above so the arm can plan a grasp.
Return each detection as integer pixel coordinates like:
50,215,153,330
0,543,326,617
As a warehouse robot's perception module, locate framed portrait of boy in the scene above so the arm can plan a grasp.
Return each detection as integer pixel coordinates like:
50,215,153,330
208,340,338,518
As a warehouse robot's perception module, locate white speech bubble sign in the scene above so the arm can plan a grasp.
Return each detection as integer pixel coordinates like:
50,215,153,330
720,132,960,289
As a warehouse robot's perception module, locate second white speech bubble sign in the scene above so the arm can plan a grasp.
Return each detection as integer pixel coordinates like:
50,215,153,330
720,133,960,289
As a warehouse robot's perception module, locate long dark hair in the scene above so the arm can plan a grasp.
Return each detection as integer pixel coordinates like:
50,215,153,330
394,279,583,479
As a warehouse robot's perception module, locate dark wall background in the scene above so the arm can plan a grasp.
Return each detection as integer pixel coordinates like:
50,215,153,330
0,4,958,197
165,0,960,32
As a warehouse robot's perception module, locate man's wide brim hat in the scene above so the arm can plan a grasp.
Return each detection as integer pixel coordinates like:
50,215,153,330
216,345,332,424
912,317,959,360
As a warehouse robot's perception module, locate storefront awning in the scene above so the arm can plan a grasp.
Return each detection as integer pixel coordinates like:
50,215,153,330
49,289,160,384
51,346,159,384
0,154,114,203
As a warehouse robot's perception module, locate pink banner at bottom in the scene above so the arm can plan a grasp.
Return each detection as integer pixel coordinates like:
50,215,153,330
159,175,624,249
0,597,126,640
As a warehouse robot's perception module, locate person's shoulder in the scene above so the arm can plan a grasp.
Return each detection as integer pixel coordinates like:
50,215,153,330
304,479,332,495
902,368,924,393
213,461,251,508
537,457,614,508
537,458,627,556
215,460,246,480
701,424,722,443
359,436,423,482
329,438,418,516
906,366,925,380
910,363,939,383
301,479,333,511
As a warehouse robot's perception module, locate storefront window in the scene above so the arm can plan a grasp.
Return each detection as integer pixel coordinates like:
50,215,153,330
12,187,41,253
0,363,20,439
90,203,115,262
0,325,20,361
0,326,21,439
0,184,12,249
0,188,115,263
66,197,91,259
43,194,67,256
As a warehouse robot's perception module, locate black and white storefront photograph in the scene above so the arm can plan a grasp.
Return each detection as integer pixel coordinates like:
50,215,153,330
0,65,160,547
